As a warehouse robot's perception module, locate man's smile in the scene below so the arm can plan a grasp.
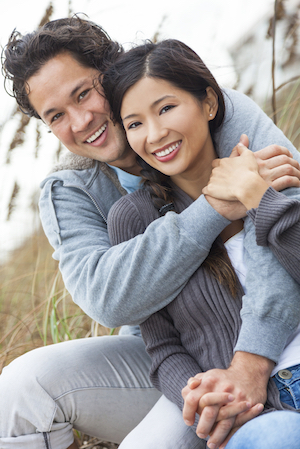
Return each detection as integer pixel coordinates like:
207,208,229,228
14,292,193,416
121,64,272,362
86,123,108,143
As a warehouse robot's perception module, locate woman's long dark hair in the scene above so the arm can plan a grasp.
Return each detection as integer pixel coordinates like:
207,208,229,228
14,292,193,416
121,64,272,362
103,39,238,296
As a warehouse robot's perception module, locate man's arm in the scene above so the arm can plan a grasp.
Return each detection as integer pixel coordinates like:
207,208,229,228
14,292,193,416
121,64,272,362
204,144,300,360
39,180,230,328
40,89,300,333
218,89,300,163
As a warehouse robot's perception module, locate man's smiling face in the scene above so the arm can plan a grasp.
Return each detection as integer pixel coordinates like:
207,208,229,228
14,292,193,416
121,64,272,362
27,51,135,167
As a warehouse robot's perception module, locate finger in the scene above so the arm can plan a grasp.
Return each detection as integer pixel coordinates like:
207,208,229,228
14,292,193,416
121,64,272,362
229,142,248,159
219,426,241,449
199,392,235,409
195,394,235,439
211,158,222,168
258,154,300,171
187,376,202,388
272,175,300,191
183,375,215,425
182,390,202,426
239,133,249,148
234,403,264,428
196,404,221,439
206,417,235,448
188,378,202,390
254,144,293,160
268,163,300,179
215,400,252,421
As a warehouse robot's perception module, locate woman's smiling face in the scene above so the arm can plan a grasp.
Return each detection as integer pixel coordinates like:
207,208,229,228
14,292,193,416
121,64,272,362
121,77,218,184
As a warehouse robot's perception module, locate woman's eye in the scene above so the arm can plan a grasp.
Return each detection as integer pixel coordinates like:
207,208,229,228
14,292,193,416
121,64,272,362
160,105,175,114
128,121,141,130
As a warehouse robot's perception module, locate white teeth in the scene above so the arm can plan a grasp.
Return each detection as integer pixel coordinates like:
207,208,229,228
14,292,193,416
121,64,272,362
155,141,180,157
86,123,107,143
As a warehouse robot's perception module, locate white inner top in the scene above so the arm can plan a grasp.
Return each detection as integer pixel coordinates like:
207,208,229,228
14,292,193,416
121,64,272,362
224,229,300,376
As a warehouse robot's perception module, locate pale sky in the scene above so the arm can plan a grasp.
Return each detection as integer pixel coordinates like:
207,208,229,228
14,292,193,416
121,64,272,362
0,0,274,122
0,0,275,259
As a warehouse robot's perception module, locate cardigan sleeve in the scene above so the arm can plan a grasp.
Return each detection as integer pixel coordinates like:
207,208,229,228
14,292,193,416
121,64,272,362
108,190,204,407
141,308,202,411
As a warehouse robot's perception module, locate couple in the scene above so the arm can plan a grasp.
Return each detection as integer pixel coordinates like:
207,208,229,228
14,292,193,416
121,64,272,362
1,16,300,449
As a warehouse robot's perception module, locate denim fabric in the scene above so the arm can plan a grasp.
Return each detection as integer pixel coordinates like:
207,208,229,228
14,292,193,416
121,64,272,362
273,363,300,409
226,410,300,449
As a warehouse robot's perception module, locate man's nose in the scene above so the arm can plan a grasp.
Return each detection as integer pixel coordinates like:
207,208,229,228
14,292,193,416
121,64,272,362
70,108,93,133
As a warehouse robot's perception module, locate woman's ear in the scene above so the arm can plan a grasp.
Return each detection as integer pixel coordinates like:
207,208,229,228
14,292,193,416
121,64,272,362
205,87,218,120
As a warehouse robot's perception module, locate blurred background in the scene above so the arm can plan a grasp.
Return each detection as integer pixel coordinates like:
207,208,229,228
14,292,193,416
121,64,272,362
1,0,299,261
0,1,299,446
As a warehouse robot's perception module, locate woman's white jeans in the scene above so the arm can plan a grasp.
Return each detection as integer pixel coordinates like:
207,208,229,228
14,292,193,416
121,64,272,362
0,335,204,449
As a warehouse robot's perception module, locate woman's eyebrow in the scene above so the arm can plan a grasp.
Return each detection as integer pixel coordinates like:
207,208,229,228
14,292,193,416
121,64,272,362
123,95,176,121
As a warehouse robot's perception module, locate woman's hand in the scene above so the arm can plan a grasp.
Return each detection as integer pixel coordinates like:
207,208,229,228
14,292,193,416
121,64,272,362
203,143,269,210
203,134,300,212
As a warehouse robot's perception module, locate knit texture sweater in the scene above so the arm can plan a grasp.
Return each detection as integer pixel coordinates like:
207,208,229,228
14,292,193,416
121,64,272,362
108,186,300,415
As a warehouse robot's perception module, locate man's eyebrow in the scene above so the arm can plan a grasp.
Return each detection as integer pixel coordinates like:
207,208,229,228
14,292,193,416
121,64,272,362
43,80,89,119
123,95,176,121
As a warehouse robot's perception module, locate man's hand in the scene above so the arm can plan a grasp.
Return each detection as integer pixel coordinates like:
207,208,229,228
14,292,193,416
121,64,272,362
254,142,300,191
234,134,300,190
182,352,274,448
203,134,300,218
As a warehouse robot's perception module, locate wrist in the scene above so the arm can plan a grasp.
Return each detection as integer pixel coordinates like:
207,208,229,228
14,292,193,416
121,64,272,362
236,173,269,210
230,351,274,381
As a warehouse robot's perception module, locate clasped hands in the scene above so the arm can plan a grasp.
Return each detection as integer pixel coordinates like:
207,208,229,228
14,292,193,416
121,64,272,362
202,134,300,220
181,351,274,449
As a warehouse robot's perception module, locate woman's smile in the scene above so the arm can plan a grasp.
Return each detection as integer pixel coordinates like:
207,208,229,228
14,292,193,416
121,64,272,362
121,77,217,191
153,140,182,161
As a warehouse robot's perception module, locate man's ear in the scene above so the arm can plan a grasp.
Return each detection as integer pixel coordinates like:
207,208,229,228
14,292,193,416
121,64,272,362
205,87,219,120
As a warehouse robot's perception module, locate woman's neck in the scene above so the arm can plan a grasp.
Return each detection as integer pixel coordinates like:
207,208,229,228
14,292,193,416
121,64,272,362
170,148,217,200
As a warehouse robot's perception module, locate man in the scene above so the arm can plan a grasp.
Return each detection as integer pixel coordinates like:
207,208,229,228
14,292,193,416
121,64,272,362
1,16,300,449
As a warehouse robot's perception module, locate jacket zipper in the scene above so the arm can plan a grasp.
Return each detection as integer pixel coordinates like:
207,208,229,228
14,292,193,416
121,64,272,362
65,184,108,224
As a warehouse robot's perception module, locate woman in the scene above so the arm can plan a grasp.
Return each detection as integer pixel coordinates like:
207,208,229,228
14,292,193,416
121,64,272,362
103,39,300,448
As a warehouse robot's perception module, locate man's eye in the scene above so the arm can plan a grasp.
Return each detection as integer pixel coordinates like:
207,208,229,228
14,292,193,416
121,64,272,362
79,89,90,101
128,122,141,130
160,105,175,114
51,112,64,123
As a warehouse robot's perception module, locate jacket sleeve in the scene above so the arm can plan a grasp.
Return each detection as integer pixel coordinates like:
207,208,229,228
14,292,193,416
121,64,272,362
234,187,300,362
217,89,300,163
39,180,229,328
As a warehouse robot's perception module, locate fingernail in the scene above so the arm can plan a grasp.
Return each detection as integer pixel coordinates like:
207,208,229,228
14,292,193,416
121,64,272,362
197,433,207,439
208,443,217,449
184,419,192,426
257,403,264,412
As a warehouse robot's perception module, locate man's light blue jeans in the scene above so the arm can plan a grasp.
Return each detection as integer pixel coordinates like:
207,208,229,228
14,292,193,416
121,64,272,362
226,410,300,449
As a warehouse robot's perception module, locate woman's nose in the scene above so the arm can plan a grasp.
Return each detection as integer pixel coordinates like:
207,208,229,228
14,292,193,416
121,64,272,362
147,121,168,144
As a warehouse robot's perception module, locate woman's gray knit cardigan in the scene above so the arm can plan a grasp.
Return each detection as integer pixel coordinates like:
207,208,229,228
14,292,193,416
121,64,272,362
108,186,300,415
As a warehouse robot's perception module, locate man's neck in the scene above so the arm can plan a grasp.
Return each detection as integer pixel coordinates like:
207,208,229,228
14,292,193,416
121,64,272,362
109,151,141,176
